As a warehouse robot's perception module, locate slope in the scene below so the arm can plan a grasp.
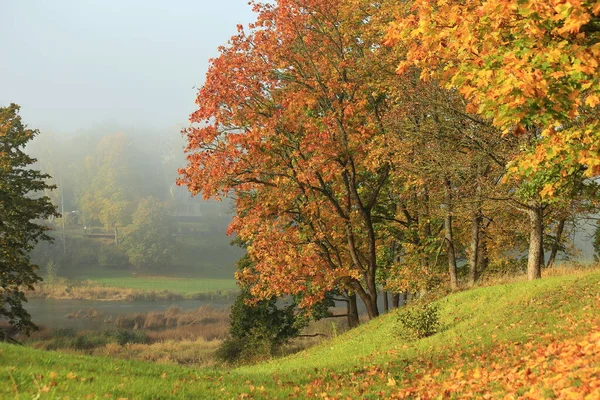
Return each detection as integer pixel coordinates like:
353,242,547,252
1,269,599,399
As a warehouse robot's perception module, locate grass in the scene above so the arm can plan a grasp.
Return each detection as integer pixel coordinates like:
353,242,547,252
84,276,237,294
34,265,238,300
24,306,231,368
3,267,600,398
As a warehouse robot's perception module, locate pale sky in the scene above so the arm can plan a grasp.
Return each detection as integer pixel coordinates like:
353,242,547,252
0,0,256,133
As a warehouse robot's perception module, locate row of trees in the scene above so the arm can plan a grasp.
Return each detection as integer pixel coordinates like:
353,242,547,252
179,0,600,321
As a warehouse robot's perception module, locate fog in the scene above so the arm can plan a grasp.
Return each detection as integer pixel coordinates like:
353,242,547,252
0,0,255,131
1,1,256,279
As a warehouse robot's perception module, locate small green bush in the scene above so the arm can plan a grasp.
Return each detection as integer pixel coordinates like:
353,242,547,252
397,303,440,340
113,330,148,345
45,260,59,284
72,246,99,266
98,246,129,268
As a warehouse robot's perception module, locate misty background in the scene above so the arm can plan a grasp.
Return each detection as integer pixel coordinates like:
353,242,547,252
0,1,259,279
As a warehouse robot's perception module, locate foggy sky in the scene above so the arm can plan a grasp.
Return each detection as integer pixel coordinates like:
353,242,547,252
0,0,256,133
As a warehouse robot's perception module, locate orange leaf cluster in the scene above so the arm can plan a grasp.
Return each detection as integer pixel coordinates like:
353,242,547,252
386,0,600,186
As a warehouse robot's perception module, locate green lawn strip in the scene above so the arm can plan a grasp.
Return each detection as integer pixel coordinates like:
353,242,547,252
85,276,238,294
60,265,238,296
3,270,599,399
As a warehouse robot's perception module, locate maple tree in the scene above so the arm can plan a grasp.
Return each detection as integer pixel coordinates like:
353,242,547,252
385,0,600,280
180,0,599,316
180,0,410,318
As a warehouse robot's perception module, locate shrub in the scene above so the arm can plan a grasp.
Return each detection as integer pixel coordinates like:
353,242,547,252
398,302,440,340
216,288,299,364
98,246,129,268
71,246,99,266
44,260,59,284
113,330,148,345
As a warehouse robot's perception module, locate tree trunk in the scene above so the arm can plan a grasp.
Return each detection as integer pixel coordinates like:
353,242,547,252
353,281,379,319
527,206,544,280
469,210,481,286
392,293,400,308
477,236,489,276
546,217,566,268
347,293,359,328
443,177,458,289
383,290,389,312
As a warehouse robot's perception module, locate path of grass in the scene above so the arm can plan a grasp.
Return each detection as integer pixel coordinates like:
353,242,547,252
3,268,600,398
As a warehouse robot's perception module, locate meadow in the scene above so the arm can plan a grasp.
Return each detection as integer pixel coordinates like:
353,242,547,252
2,266,599,398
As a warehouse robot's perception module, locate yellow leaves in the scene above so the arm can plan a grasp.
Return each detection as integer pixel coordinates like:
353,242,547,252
66,371,77,380
540,184,556,198
465,102,479,114
585,94,600,108
556,10,591,35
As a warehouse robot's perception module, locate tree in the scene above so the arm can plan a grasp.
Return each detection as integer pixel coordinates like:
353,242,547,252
385,0,600,280
0,104,58,333
180,0,404,318
121,197,174,269
78,133,136,229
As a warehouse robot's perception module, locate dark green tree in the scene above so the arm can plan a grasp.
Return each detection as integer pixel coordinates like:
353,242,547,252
0,104,58,334
121,196,174,269
217,250,334,363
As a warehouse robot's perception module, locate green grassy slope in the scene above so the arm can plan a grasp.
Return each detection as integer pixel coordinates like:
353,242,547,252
2,269,599,399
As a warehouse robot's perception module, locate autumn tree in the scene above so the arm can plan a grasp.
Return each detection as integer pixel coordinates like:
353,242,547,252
180,0,413,318
77,133,137,230
0,104,59,333
385,0,600,280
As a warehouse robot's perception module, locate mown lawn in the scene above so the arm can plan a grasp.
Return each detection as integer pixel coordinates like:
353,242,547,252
59,265,238,296
3,268,599,399
85,275,238,294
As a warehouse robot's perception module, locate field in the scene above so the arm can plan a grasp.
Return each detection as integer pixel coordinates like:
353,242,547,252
33,225,242,300
3,267,600,398
72,266,238,295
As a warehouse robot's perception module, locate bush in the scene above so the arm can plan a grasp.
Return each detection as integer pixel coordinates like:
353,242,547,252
216,288,300,364
45,260,59,284
113,330,148,345
71,246,99,266
215,337,244,362
398,303,440,340
98,246,129,268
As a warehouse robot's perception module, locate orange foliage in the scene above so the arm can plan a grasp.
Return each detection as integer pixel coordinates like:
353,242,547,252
391,327,600,399
179,0,402,315
386,0,600,187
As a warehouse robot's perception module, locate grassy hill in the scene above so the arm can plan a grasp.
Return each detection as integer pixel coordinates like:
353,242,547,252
2,268,599,399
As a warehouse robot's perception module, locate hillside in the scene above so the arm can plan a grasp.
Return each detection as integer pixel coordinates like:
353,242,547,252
1,269,599,399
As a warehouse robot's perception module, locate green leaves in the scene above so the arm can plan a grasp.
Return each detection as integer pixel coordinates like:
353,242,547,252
0,104,59,333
